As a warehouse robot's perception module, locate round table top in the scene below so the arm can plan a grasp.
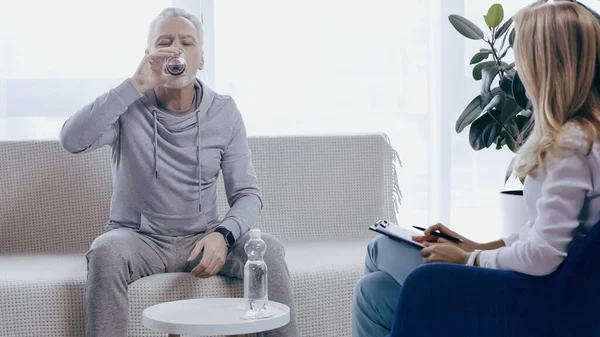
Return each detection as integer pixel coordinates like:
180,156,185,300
142,298,290,336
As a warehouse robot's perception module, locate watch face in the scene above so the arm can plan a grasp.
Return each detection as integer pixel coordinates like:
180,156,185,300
216,227,234,247
225,232,235,246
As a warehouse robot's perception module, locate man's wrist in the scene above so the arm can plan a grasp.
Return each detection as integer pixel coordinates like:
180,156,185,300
214,226,235,248
130,76,150,94
212,230,226,239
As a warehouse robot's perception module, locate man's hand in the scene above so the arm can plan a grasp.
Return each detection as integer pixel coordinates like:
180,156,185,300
420,241,470,265
131,47,182,93
412,223,481,252
188,232,228,278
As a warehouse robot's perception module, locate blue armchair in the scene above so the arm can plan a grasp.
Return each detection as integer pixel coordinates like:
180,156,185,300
388,222,600,337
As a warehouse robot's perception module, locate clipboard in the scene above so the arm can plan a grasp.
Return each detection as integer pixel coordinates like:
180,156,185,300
369,220,424,248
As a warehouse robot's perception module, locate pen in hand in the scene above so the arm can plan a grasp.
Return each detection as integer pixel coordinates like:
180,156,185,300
412,226,463,244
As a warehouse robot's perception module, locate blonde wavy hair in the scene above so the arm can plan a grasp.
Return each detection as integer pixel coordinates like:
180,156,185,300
514,0,600,178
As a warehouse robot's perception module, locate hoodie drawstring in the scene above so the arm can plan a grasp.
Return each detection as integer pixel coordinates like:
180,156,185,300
153,110,159,178
149,89,203,213
196,111,202,212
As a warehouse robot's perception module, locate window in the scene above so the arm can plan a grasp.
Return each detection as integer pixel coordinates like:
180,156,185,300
214,0,439,229
7,0,537,240
0,0,175,140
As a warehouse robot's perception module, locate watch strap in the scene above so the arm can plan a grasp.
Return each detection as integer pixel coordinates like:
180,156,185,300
214,226,235,248
466,249,482,266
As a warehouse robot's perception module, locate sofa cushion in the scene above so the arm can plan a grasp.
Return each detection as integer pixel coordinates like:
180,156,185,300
0,239,370,337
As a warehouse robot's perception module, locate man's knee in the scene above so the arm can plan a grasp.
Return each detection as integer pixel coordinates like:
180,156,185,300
251,232,288,274
86,229,133,268
260,232,286,260
222,231,287,278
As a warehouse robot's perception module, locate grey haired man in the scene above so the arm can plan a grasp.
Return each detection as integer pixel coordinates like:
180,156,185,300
59,7,299,337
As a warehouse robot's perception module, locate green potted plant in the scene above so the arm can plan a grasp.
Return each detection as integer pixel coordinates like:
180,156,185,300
449,3,532,236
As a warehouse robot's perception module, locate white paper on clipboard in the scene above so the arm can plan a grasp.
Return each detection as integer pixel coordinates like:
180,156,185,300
369,220,424,248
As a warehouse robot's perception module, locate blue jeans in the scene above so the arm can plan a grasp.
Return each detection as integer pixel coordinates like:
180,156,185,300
352,235,423,337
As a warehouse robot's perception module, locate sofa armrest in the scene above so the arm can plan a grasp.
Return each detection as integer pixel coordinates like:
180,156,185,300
388,263,556,337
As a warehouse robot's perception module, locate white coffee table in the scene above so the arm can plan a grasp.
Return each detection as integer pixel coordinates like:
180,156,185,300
142,298,290,336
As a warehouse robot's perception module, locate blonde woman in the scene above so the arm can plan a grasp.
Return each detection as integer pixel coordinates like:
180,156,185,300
353,1,600,336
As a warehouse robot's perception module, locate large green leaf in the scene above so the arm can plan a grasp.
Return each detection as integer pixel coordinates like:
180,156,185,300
512,72,529,109
470,51,491,64
496,136,507,150
480,66,502,105
485,4,504,28
469,110,502,150
456,96,483,133
504,132,518,152
509,28,516,46
516,115,530,129
473,61,497,81
516,114,533,141
504,62,516,71
500,73,514,97
504,121,521,152
505,156,518,185
495,16,513,39
482,94,503,113
449,14,485,40
500,98,522,123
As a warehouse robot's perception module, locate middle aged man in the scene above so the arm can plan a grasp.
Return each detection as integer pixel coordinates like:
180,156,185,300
59,7,299,337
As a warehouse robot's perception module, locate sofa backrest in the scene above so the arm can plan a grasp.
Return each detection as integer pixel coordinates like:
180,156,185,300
0,134,400,253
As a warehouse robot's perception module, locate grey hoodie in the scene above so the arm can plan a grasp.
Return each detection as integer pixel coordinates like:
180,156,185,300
59,78,262,239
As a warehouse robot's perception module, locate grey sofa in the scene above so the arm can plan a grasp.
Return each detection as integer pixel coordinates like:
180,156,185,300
0,133,400,337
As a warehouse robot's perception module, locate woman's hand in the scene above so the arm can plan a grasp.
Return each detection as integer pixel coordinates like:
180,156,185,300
412,223,481,252
420,241,470,265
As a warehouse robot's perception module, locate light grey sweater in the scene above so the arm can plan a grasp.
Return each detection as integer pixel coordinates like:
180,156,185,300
59,78,262,239
477,127,600,275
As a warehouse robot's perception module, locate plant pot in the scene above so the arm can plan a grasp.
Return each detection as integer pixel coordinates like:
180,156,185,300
499,190,528,238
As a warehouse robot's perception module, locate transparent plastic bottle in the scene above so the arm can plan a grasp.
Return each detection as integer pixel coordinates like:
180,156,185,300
244,229,269,315
165,53,186,76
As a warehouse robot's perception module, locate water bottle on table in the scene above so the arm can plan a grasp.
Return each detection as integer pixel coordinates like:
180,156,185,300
243,229,272,319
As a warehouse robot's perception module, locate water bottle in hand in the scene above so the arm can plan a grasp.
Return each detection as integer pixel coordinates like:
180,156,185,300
243,229,270,318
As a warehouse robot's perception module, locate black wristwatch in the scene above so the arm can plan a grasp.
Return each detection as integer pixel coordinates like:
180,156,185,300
214,226,235,248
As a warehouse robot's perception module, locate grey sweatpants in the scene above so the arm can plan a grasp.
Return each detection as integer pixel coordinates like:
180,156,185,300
84,226,299,337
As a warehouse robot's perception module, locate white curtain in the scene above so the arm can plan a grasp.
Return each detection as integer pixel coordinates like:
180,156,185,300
213,0,450,235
